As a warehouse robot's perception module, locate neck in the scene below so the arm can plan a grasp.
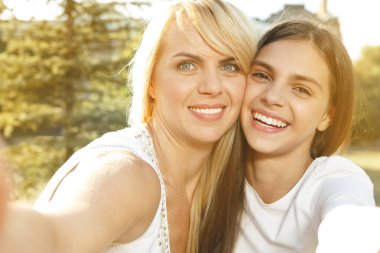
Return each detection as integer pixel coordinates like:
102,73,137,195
148,119,214,194
245,148,313,203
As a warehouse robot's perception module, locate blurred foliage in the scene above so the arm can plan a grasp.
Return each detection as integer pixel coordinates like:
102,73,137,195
0,0,150,201
1,0,379,202
4,136,66,200
352,45,380,145
0,0,5,15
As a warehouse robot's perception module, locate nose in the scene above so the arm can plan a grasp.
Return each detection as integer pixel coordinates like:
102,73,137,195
197,69,223,96
261,82,286,106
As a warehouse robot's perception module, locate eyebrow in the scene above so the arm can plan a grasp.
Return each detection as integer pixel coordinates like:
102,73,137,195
292,74,323,90
173,53,236,64
252,60,323,90
173,53,202,61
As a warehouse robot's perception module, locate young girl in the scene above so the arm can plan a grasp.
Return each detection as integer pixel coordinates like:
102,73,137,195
0,1,257,253
236,20,377,253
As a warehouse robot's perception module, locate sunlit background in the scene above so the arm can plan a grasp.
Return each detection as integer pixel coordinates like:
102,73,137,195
228,0,380,61
4,0,380,61
0,0,379,204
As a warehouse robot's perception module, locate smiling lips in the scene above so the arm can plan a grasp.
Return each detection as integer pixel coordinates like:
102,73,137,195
189,105,225,120
189,107,223,114
253,112,288,128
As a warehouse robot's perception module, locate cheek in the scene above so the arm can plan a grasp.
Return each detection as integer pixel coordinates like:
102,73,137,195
234,86,246,105
242,82,261,105
153,76,178,100
293,101,327,130
224,77,246,103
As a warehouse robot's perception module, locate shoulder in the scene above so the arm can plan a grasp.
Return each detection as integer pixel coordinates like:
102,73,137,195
75,150,161,203
41,149,162,234
77,150,162,242
32,129,163,251
306,156,375,221
309,155,374,196
311,155,372,183
315,155,361,170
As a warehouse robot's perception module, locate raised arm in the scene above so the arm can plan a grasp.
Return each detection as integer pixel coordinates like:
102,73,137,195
317,205,380,253
0,151,161,253
313,163,379,253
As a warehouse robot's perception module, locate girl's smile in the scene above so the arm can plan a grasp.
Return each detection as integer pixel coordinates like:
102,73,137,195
250,110,289,133
241,39,332,156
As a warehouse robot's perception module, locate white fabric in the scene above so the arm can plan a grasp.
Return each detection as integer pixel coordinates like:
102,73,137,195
34,124,170,253
316,205,380,253
235,156,375,253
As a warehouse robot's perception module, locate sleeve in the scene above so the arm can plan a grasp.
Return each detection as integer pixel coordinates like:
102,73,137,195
312,156,375,222
311,156,379,253
316,174,375,220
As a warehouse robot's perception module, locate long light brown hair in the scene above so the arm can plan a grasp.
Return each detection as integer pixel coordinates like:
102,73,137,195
256,20,355,158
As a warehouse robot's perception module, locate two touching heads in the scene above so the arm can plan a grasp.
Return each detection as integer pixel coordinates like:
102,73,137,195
127,0,354,157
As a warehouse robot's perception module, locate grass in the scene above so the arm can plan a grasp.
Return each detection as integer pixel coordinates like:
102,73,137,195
345,150,380,206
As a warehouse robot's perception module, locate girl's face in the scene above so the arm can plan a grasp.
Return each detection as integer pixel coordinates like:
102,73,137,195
241,39,333,157
150,21,246,146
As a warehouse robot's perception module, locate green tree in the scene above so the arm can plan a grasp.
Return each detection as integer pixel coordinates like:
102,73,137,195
0,0,149,200
0,0,5,14
353,45,380,144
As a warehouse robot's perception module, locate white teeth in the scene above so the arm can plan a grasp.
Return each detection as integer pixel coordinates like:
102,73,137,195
253,112,287,128
190,107,223,115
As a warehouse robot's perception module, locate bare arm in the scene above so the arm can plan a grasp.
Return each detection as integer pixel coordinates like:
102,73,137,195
0,151,161,253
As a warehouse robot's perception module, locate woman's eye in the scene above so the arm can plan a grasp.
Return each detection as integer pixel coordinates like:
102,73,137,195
294,86,312,96
252,72,270,81
221,63,240,72
178,62,196,71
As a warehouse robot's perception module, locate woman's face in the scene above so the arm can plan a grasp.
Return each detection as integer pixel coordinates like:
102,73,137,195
150,21,246,145
241,39,332,157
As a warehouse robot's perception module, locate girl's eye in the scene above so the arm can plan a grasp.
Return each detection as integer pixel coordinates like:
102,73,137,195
293,86,312,96
252,72,271,81
221,63,240,72
178,62,196,71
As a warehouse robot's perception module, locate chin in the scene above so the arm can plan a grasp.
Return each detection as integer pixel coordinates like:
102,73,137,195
193,130,224,144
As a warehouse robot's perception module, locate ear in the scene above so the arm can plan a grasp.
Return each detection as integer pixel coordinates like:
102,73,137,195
317,108,335,132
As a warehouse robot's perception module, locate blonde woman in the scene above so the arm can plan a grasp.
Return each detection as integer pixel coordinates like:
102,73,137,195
0,0,257,253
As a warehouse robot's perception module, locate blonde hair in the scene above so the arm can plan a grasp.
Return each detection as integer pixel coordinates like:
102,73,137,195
126,0,257,252
128,0,256,125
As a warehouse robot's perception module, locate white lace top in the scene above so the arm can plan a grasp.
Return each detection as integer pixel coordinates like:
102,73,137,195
34,124,171,253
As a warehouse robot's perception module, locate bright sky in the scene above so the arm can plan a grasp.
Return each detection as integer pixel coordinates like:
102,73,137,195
3,0,380,61
226,0,380,61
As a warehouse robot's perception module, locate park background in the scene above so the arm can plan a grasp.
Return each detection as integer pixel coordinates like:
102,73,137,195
0,0,379,205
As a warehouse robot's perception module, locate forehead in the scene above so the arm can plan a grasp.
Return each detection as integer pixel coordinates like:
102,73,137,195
257,39,330,86
160,20,224,58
